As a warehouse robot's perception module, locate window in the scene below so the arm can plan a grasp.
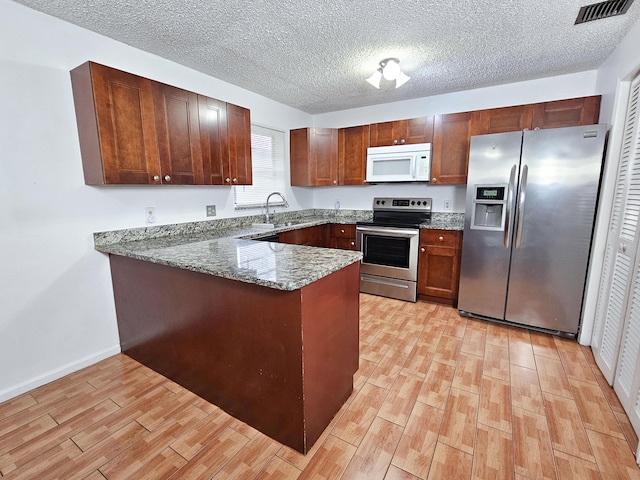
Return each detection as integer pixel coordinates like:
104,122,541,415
234,125,287,209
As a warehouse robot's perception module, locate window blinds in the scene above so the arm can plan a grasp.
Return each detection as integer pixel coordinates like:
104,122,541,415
234,125,286,209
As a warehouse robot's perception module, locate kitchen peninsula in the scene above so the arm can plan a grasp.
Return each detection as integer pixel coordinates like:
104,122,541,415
94,215,363,454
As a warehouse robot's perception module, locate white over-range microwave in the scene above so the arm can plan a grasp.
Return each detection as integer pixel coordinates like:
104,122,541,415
365,143,432,183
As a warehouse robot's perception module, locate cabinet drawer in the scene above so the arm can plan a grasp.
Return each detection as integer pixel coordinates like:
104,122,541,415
331,224,355,238
334,237,357,250
420,230,462,248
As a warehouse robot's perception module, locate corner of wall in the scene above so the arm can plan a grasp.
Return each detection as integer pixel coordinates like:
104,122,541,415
0,345,121,403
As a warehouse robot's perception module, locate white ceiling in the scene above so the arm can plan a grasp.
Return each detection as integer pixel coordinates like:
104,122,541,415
12,0,640,114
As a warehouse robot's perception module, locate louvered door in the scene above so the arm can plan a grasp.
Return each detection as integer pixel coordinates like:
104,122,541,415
613,76,640,437
615,266,640,435
592,75,640,383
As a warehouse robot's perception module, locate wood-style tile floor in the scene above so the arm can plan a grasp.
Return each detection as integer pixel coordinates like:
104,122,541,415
1,294,640,479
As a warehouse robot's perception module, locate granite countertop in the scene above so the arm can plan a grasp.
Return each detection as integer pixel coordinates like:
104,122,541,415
428,213,465,230
94,210,367,291
94,209,464,291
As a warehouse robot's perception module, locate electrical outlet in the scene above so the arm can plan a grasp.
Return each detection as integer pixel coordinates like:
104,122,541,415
444,200,452,211
206,205,216,217
145,207,156,224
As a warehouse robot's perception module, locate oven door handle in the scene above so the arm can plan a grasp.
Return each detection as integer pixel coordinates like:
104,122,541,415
356,226,419,238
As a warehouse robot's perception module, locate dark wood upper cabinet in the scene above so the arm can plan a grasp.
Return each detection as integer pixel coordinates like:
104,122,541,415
288,96,600,189
226,103,252,186
532,95,601,129
152,82,204,185
71,61,252,186
199,96,228,185
71,62,161,185
338,125,369,185
369,116,434,147
290,128,339,186
431,111,479,185
478,104,534,135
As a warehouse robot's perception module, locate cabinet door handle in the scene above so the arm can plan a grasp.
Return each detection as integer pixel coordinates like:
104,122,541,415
400,138,406,144
164,175,171,182
225,178,231,183
153,175,160,182
340,229,345,234
393,139,398,145
439,236,444,242
232,178,238,183
431,177,437,183
351,241,355,246
333,180,337,185
420,247,425,252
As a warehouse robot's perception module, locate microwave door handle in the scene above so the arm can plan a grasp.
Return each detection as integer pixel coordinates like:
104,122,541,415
411,155,417,179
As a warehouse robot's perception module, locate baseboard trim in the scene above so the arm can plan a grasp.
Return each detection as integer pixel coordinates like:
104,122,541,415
0,345,122,403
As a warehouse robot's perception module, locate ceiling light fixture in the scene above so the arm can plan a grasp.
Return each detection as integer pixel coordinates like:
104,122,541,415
366,58,410,89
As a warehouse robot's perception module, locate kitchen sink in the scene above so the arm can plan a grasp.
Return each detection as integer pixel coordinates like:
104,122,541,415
275,221,306,227
251,220,310,230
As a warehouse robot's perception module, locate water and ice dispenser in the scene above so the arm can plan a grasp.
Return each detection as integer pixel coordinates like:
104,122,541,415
470,185,507,231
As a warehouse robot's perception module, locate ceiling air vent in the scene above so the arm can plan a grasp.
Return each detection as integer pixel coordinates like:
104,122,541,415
575,0,634,24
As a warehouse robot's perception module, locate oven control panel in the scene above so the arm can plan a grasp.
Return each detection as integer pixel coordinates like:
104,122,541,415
373,197,432,212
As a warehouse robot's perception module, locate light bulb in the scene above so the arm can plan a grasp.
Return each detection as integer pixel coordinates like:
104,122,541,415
382,59,400,81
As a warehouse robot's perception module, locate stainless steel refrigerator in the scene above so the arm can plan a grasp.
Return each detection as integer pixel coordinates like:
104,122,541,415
458,124,607,335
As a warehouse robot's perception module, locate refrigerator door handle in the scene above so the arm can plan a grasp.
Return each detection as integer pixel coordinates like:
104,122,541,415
514,164,528,249
504,165,517,248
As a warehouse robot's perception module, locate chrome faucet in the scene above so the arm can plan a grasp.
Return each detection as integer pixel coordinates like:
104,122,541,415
265,192,289,224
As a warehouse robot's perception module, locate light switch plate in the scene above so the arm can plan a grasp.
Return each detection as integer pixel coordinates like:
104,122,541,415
206,205,216,217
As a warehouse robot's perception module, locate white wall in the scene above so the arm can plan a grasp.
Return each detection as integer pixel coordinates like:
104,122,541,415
578,19,640,345
0,0,622,402
313,71,599,128
308,184,467,213
0,0,314,402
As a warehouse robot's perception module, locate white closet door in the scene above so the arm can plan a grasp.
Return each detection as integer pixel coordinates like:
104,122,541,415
615,268,640,434
614,82,640,433
592,75,640,384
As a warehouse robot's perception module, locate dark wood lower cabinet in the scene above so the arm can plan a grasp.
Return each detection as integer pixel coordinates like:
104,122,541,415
108,255,360,454
418,230,463,306
330,224,357,250
278,225,330,247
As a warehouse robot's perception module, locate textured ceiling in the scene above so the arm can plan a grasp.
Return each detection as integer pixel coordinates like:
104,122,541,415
11,0,640,114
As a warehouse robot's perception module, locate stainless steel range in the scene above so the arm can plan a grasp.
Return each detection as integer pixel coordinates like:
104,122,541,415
356,197,432,302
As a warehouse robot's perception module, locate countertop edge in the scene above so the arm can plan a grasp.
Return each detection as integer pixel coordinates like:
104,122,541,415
98,242,363,291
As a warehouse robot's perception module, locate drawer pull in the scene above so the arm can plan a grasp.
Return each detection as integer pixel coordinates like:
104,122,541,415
439,236,444,241
420,247,425,253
